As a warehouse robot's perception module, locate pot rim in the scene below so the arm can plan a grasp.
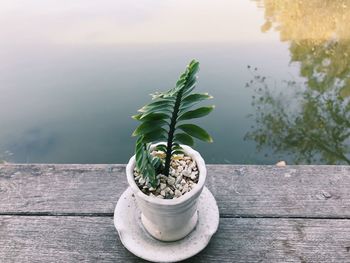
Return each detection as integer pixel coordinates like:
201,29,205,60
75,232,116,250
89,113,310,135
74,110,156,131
126,143,207,206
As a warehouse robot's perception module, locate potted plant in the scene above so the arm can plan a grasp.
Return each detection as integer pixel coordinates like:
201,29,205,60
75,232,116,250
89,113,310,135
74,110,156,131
115,60,219,261
125,59,216,243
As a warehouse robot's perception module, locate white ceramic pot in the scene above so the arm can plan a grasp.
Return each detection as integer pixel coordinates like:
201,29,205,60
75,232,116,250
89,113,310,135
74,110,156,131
126,144,207,242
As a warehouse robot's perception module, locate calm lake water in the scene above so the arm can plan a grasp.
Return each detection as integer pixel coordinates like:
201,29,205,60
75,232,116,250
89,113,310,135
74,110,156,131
1,0,349,164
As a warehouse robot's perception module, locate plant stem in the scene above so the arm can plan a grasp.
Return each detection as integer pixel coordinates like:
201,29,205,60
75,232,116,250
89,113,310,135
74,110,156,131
164,90,183,176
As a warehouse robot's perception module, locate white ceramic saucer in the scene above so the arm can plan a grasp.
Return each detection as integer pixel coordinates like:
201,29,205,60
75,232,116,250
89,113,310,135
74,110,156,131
114,186,219,263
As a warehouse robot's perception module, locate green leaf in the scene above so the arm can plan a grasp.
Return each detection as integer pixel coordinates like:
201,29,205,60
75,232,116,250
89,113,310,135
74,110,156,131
178,106,215,121
139,102,173,114
155,144,167,152
180,93,213,109
151,92,176,100
172,150,184,155
176,75,186,87
183,61,199,88
174,133,194,146
182,83,196,97
172,143,184,150
138,113,169,122
142,128,167,143
144,100,174,109
171,143,184,154
132,113,143,120
135,140,159,187
151,156,162,168
132,120,168,137
188,60,199,75
145,162,157,187
172,143,182,150
178,124,213,142
182,77,196,92
139,108,172,119
135,137,145,169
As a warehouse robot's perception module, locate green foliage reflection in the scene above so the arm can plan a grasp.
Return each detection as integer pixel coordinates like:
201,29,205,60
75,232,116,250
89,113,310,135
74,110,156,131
245,70,350,164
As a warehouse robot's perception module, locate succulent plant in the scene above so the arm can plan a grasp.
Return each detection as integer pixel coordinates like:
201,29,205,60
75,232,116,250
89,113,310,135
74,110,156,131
132,60,214,187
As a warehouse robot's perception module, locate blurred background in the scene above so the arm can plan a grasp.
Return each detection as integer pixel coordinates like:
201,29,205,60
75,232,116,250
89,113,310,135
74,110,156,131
0,0,349,164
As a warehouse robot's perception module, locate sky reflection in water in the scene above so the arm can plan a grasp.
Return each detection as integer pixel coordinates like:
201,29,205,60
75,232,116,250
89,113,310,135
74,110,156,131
0,0,349,164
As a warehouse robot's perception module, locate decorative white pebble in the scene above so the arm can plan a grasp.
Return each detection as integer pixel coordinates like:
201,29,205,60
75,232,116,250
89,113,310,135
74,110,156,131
174,189,182,197
182,184,189,194
167,176,176,186
138,178,145,185
175,175,183,185
182,169,191,177
179,161,186,166
276,160,287,167
168,189,174,196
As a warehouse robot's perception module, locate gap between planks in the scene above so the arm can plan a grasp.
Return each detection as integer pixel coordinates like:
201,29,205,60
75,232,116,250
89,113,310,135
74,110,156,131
1,212,350,220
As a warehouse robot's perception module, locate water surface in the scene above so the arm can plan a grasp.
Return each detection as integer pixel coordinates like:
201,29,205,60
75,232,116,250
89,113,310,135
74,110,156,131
1,0,349,164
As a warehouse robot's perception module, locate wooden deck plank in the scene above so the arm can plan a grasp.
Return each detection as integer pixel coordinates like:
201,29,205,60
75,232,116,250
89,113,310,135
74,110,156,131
1,216,349,263
1,164,350,217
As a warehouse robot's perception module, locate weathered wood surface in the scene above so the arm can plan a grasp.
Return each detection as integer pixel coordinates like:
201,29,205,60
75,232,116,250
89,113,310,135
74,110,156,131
1,164,350,217
1,216,350,263
1,164,350,262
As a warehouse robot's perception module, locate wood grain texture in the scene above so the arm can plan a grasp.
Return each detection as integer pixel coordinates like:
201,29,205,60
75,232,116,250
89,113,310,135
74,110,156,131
1,164,350,217
1,216,350,263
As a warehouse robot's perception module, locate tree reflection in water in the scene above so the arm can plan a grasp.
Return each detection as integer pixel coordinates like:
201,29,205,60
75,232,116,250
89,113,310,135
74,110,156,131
245,70,350,164
246,0,350,164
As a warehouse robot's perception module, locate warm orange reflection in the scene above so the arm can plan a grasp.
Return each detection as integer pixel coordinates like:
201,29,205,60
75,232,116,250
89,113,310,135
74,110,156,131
255,0,350,42
254,0,350,96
